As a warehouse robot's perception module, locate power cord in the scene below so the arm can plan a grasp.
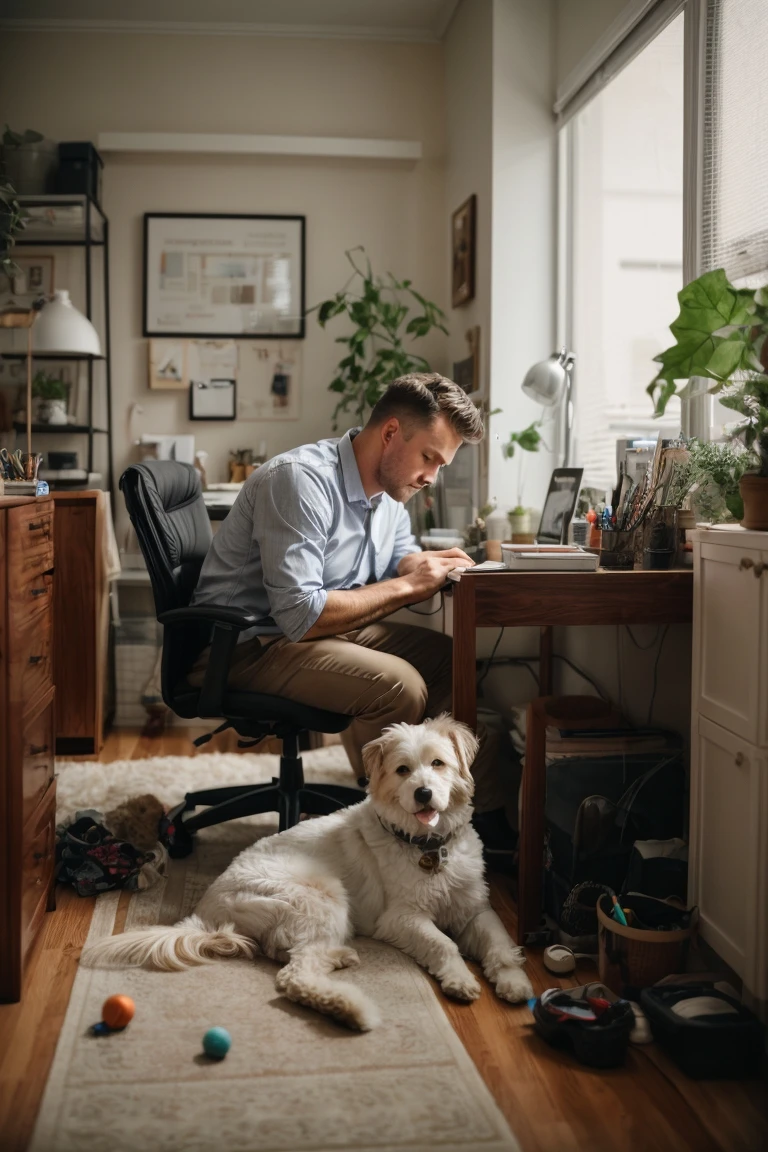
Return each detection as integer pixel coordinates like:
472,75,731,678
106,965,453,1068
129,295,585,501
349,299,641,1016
647,624,670,725
476,635,610,700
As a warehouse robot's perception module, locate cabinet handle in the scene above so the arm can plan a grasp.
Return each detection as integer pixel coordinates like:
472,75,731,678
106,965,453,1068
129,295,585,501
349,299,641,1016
735,751,746,767
30,586,47,597
33,851,49,861
739,557,754,570
28,654,43,665
29,743,48,756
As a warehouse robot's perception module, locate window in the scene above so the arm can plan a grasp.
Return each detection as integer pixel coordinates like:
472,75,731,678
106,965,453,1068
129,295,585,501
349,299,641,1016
559,13,685,492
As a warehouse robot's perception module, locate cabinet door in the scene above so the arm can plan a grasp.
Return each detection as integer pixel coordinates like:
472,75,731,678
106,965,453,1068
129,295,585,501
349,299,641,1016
694,541,768,745
690,717,768,1010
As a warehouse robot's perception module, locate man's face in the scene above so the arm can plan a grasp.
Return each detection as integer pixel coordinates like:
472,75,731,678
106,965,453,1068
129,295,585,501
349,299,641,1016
375,414,464,503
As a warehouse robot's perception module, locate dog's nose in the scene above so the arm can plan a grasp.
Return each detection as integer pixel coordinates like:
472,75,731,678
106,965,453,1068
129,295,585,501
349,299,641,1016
414,786,432,805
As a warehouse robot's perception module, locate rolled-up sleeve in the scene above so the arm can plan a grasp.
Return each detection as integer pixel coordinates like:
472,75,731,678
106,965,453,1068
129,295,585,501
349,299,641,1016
255,464,331,641
384,503,420,578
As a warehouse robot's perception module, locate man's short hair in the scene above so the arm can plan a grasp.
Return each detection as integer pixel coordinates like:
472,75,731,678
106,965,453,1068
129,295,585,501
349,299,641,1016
367,373,484,444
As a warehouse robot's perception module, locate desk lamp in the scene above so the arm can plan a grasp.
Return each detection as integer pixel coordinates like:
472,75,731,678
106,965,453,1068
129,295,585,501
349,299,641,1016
521,347,575,466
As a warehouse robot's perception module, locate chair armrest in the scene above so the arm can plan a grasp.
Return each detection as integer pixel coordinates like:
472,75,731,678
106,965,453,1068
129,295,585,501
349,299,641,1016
158,604,259,717
158,605,258,630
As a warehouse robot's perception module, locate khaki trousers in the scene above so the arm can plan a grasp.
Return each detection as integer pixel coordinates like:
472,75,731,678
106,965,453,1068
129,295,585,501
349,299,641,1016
189,622,505,813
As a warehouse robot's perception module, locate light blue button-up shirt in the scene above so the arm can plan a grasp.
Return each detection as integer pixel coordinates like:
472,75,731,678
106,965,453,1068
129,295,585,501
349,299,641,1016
192,429,419,642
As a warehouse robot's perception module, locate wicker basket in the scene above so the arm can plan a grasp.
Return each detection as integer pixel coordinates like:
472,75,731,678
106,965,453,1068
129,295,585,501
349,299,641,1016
597,893,698,994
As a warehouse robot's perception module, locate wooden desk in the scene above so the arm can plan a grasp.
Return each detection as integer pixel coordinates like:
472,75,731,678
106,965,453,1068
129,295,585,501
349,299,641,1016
450,567,694,942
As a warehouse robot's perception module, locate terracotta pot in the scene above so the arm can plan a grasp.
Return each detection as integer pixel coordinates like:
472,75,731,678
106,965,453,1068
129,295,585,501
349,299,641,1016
739,475,768,530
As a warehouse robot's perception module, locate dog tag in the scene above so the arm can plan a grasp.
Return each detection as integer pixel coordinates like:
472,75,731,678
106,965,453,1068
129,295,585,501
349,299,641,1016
419,851,439,871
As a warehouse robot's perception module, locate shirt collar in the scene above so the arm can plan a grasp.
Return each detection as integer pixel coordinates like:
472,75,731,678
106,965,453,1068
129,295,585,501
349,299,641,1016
339,428,382,510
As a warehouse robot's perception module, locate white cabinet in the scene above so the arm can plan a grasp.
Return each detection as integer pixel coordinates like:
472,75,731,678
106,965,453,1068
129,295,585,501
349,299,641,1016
689,526,768,1020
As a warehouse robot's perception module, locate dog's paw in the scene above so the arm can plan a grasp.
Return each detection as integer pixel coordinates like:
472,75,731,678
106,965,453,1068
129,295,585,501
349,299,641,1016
494,965,533,1003
328,946,360,969
439,966,482,1002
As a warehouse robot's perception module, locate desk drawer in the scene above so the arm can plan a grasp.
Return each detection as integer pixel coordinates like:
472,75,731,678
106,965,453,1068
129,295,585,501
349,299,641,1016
20,781,56,966
21,692,55,827
7,501,54,592
9,569,53,631
8,599,53,707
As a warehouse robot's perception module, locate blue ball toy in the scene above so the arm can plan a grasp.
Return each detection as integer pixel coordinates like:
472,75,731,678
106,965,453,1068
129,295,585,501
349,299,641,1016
202,1027,232,1060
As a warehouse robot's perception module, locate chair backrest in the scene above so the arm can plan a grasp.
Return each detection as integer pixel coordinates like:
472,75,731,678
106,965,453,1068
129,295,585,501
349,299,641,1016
120,461,213,698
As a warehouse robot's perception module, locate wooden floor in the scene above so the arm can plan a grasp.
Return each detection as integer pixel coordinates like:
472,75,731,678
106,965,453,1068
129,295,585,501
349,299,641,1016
1,727,766,1152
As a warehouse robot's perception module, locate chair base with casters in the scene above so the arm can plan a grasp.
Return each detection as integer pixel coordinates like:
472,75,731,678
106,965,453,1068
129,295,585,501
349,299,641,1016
119,460,365,853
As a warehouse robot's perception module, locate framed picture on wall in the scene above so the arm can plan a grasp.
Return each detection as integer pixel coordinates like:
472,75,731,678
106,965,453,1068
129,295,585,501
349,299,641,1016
451,195,476,308
143,213,306,338
452,326,480,395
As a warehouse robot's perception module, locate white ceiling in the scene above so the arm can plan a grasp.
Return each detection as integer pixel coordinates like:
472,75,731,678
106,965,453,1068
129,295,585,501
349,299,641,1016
0,0,460,42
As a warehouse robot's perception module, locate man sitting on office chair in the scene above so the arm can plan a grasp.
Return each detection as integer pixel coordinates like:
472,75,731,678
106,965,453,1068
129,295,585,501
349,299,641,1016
189,372,511,844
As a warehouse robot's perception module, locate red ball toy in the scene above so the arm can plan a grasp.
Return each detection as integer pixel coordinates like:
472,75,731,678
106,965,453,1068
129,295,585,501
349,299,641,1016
102,994,135,1030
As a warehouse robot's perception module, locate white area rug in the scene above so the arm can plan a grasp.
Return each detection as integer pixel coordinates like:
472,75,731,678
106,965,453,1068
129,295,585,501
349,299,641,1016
33,752,520,1152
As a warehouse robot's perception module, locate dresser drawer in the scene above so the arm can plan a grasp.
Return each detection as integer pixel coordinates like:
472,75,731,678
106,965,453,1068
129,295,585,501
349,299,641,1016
8,598,53,707
7,501,54,592
9,569,53,632
20,781,56,966
21,692,55,827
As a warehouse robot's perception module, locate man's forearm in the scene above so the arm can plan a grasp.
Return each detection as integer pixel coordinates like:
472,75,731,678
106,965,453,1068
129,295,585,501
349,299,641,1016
302,578,417,640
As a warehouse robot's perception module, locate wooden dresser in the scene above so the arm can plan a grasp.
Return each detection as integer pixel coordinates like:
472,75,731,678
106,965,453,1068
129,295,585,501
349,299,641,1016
0,494,57,1002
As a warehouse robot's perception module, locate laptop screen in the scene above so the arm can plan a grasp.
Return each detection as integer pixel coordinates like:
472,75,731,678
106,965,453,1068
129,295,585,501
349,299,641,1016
536,468,584,544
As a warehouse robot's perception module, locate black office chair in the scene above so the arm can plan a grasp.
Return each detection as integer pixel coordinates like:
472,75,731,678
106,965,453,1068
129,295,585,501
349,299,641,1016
119,460,363,857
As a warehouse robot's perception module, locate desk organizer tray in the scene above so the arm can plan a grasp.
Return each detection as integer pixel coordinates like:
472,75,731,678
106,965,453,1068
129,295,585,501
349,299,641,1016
639,983,763,1079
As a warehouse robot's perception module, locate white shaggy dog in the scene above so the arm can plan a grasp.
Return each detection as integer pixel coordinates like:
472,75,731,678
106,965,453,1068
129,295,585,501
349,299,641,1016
83,715,533,1030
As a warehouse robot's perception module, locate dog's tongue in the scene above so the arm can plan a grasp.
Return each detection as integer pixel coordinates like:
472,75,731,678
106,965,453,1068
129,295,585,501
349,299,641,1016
415,808,440,827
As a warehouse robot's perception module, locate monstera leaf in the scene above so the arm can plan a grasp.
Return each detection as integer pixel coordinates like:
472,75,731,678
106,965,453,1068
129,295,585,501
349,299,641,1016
648,269,756,415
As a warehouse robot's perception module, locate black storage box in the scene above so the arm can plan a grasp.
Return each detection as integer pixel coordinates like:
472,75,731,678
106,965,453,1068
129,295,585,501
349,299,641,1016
640,983,764,1078
543,748,686,926
56,142,103,205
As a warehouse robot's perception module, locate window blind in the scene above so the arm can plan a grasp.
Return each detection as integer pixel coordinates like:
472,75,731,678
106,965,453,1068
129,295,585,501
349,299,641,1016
702,0,768,281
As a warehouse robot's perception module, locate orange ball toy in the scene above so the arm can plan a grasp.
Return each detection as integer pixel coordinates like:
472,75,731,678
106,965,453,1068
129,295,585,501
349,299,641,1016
102,994,135,1030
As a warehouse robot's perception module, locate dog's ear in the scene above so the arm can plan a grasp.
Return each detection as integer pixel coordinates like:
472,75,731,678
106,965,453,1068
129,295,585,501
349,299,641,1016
361,736,386,780
438,715,479,781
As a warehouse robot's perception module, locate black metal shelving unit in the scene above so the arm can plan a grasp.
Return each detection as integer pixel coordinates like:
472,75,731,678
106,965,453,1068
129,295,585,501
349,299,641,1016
8,194,114,493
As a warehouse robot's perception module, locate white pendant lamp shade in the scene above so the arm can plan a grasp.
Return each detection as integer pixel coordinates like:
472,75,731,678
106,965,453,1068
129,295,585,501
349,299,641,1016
32,290,102,356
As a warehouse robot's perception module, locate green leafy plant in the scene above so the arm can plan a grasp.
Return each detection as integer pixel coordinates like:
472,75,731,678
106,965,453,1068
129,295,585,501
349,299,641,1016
32,371,68,401
501,421,543,512
2,125,44,148
667,438,754,522
312,247,449,428
648,268,768,476
0,180,25,281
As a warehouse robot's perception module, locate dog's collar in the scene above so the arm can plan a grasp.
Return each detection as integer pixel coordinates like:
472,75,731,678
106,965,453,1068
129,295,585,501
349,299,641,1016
377,815,453,873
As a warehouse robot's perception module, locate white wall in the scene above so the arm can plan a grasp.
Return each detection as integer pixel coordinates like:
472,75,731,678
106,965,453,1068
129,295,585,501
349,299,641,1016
0,30,447,544
554,0,629,91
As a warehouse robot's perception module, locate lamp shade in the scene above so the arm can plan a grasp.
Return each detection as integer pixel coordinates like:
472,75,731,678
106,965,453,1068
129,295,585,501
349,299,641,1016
32,290,102,356
521,347,575,407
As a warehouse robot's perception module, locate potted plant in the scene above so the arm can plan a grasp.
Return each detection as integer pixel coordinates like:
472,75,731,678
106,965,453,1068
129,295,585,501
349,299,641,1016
0,125,58,195
648,268,768,529
502,421,543,539
666,438,754,524
32,371,68,424
313,247,448,429
1,179,27,288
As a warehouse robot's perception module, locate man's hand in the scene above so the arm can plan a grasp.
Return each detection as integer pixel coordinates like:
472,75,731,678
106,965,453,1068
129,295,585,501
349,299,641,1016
398,548,475,577
400,553,473,603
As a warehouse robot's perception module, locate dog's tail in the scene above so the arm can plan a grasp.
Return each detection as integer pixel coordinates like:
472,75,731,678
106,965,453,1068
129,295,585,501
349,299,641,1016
275,945,381,1032
81,914,257,972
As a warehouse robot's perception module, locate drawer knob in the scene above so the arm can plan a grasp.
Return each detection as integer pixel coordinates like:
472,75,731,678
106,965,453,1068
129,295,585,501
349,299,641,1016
33,850,49,861
28,654,43,665
735,751,746,767
29,743,48,756
31,587,47,597
739,557,754,570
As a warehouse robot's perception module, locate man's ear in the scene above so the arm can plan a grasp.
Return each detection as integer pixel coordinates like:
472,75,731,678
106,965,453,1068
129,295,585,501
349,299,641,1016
361,736,386,781
380,418,399,447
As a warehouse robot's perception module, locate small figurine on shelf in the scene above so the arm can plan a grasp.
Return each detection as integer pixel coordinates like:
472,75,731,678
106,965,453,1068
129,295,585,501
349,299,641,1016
194,449,209,491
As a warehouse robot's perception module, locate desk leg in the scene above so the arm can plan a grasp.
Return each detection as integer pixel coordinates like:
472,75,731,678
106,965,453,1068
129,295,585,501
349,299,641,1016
518,698,548,944
539,626,553,695
452,576,477,730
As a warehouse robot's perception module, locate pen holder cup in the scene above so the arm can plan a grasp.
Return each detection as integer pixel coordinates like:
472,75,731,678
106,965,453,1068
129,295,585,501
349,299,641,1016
643,507,678,571
599,528,638,570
